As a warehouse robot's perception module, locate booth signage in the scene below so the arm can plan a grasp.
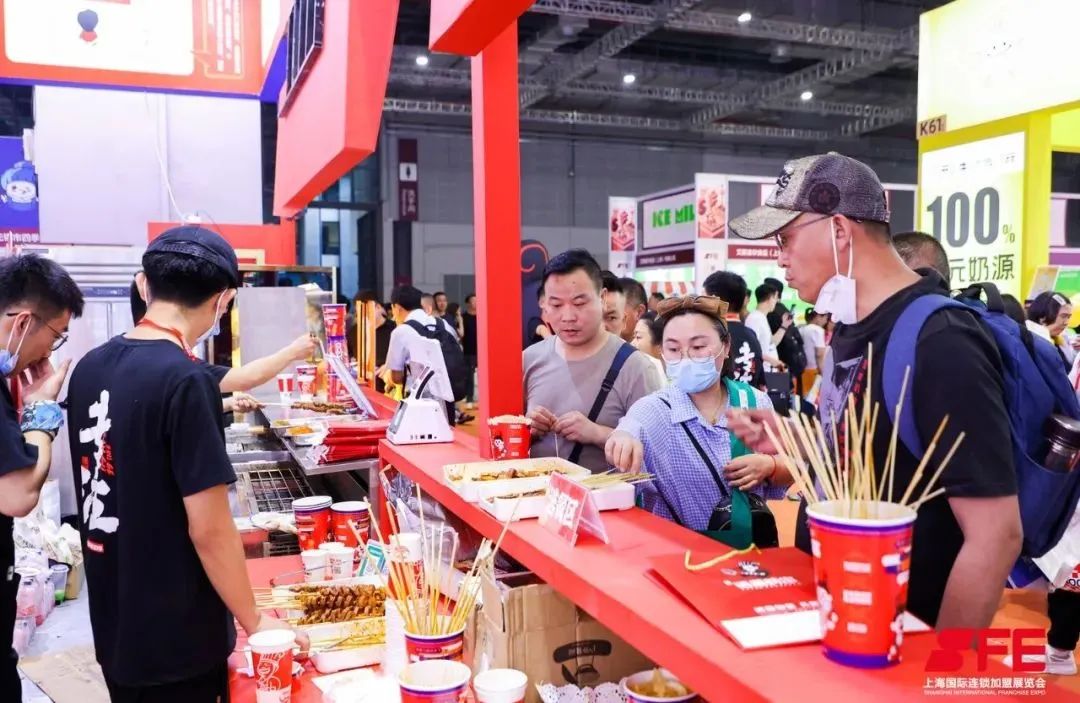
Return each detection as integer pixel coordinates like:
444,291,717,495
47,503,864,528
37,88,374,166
641,189,695,250
917,115,947,139
398,138,419,221
918,132,1025,298
540,474,608,546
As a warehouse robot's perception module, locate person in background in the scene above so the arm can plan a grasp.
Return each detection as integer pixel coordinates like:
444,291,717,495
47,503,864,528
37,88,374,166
605,296,793,530
743,284,785,371
799,308,829,392
648,291,665,314
385,285,460,425
462,294,478,406
445,302,465,340
600,271,627,337
631,315,666,381
763,277,806,394
702,271,765,390
525,250,663,472
893,231,952,285
420,293,436,316
526,284,553,347
131,282,314,413
1027,291,1076,368
0,254,83,703
433,291,449,319
619,277,648,344
726,151,1019,631
68,226,305,701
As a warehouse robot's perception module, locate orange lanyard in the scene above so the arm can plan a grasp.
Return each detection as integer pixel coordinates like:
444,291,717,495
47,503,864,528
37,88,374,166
136,319,198,361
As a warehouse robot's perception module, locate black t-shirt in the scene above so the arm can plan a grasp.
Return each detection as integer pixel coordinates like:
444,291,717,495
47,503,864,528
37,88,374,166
1,380,37,639
769,303,806,374
795,272,1016,626
202,361,230,385
462,312,478,356
726,318,766,389
66,338,237,686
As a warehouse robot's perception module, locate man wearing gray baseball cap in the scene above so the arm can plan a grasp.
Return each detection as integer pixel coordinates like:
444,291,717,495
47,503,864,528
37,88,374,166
728,153,1020,633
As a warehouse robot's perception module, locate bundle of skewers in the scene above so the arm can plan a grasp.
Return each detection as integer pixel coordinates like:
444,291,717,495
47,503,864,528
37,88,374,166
307,618,387,653
762,344,964,517
578,471,653,490
254,583,387,625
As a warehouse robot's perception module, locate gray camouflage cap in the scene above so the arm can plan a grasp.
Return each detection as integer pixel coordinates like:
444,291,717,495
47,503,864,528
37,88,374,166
730,152,890,240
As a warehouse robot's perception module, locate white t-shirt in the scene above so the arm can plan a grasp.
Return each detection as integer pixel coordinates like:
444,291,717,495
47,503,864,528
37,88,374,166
799,323,827,370
744,310,776,360
386,309,459,378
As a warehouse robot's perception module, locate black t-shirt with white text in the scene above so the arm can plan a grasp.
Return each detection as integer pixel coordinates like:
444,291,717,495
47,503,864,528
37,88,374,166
0,379,37,643
726,318,766,390
795,272,1016,626
67,337,237,686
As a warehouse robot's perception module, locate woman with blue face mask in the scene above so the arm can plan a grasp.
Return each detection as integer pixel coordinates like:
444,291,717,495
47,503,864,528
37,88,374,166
605,295,794,533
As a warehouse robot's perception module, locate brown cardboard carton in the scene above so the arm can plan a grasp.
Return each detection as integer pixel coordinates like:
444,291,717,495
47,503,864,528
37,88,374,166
473,572,652,702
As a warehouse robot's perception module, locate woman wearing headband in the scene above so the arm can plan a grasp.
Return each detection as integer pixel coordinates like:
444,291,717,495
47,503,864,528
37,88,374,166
605,295,794,535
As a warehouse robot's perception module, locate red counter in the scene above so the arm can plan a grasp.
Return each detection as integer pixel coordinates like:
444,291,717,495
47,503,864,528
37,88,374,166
380,435,1074,703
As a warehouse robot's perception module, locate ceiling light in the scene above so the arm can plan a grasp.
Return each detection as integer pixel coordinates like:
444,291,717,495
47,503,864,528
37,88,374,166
800,90,814,101
622,73,636,85
415,54,429,67
737,11,752,24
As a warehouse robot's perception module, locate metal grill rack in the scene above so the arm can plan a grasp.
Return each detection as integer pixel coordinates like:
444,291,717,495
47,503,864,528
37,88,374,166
235,461,314,513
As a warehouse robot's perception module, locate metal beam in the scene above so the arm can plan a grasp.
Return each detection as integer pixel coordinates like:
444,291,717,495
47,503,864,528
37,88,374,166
520,0,704,109
383,97,830,141
834,106,917,137
529,0,911,53
686,25,918,128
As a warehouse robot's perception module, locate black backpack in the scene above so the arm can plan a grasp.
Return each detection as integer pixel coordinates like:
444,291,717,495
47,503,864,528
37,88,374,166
405,320,469,401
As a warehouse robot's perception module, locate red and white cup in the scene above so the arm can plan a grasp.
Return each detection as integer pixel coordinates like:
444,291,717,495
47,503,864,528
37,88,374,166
249,629,296,703
398,660,471,703
276,373,295,402
327,369,344,404
322,304,347,338
473,669,528,703
296,373,316,402
405,620,466,663
292,496,332,551
806,500,917,669
388,532,423,600
487,418,531,460
331,501,370,547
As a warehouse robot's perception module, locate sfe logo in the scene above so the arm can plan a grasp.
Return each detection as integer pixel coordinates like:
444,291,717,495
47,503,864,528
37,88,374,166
926,628,1045,673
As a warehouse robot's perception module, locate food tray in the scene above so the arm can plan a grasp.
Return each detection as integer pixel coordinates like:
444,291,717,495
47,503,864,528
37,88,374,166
442,457,589,503
478,480,636,522
311,642,383,673
269,575,388,641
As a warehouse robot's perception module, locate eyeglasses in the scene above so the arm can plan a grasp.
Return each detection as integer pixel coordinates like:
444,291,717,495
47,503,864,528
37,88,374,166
661,347,720,364
5,311,69,351
774,214,831,251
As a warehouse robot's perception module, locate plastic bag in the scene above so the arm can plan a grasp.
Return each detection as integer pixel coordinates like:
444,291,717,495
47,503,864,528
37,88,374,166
1034,498,1080,592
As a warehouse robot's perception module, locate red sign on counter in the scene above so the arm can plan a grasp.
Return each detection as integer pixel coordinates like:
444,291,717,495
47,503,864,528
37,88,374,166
539,474,609,546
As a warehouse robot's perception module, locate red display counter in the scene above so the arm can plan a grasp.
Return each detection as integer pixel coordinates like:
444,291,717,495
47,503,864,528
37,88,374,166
379,435,1075,702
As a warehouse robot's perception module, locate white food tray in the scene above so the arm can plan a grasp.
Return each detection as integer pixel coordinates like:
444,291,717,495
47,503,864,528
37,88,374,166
311,642,383,674
270,575,387,642
478,480,636,522
442,457,589,503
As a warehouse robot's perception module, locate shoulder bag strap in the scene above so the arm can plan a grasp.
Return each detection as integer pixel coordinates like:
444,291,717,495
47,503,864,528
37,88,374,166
568,342,636,464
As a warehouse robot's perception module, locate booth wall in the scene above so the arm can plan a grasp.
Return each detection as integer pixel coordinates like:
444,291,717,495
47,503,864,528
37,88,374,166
381,129,917,296
33,85,263,245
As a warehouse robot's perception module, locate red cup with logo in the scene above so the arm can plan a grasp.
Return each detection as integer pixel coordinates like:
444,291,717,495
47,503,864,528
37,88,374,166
487,416,532,460
327,369,344,403
292,496,332,551
331,501,370,547
326,335,349,362
249,629,296,703
806,500,917,669
399,660,471,703
405,622,466,663
322,304,347,338
276,373,295,402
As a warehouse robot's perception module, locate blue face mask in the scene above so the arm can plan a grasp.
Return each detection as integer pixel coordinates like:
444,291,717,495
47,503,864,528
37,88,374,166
666,355,721,394
0,314,30,377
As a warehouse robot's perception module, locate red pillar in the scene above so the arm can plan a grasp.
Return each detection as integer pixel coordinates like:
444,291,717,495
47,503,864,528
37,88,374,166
471,22,523,457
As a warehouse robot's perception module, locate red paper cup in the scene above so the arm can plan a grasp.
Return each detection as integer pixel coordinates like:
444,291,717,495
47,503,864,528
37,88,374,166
405,621,466,663
292,496,332,551
399,660,471,703
327,370,344,404
487,419,531,460
322,304,347,338
297,374,315,402
473,669,528,703
331,501,370,547
326,335,349,362
806,500,916,669
249,629,296,703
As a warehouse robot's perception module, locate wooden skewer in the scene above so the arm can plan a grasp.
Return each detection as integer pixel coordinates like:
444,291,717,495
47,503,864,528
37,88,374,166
881,367,910,504
899,415,950,506
908,487,947,511
910,431,965,507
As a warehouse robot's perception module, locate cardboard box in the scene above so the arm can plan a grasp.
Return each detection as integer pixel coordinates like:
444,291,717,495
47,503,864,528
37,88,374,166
473,572,652,702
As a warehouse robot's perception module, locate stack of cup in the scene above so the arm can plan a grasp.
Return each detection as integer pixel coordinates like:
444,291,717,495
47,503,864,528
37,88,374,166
473,669,528,703
276,373,295,403
300,549,327,583
398,660,471,703
331,501,370,548
325,543,356,581
292,496,332,551
806,499,917,668
249,629,297,703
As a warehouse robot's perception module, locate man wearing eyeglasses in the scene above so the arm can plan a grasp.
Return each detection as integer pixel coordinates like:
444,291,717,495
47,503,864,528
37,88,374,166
0,253,83,702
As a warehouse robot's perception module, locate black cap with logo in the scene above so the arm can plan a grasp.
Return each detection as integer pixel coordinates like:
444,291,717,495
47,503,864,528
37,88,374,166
730,152,890,241
145,225,240,286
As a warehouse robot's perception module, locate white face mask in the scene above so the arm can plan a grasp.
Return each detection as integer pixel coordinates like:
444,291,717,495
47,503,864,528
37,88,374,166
194,292,227,347
813,219,857,325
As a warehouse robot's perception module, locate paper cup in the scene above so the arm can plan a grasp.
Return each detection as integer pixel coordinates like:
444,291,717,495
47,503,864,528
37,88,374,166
398,660,471,703
388,533,424,599
293,496,332,551
327,546,355,580
249,629,296,703
405,621,467,663
300,549,328,583
487,420,531,460
332,501,370,547
297,373,316,402
806,500,917,669
322,304,347,337
473,669,528,703
277,373,295,403
622,669,697,703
